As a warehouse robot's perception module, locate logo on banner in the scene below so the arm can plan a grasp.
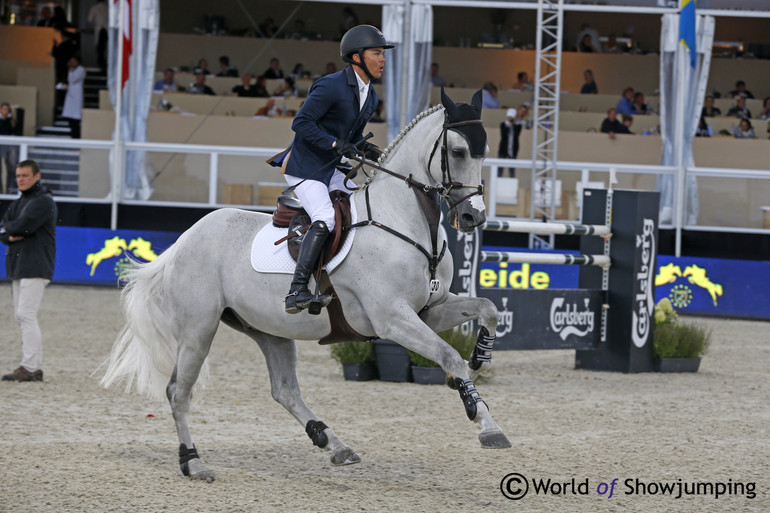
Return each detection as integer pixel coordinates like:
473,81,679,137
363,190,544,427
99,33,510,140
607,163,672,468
453,229,480,338
632,218,655,348
655,262,723,308
550,297,595,340
85,237,159,276
496,297,514,338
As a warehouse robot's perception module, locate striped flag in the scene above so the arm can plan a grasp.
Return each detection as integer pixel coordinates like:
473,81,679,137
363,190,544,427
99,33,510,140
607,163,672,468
680,0,697,69
115,0,132,89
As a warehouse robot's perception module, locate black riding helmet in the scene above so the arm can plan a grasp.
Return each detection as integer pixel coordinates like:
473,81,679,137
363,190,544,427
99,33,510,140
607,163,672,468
340,25,395,81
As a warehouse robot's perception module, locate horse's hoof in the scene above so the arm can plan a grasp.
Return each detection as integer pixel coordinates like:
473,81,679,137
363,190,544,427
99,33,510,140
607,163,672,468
188,469,216,483
479,431,512,449
331,447,361,466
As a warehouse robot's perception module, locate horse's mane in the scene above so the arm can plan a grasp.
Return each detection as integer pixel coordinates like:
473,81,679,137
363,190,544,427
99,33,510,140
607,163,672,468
379,104,444,163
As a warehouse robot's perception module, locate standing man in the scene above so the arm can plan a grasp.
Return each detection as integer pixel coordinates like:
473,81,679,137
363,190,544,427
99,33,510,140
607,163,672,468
61,55,85,139
269,25,393,314
1,160,57,382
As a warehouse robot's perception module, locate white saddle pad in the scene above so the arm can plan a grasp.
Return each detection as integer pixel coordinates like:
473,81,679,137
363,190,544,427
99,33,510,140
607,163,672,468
251,198,357,274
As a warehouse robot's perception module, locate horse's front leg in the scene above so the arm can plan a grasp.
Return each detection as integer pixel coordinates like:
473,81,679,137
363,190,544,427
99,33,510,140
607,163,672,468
419,293,498,381
374,306,510,449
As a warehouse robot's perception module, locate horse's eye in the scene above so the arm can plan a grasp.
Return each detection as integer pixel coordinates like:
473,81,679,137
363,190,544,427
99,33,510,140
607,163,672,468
451,149,465,158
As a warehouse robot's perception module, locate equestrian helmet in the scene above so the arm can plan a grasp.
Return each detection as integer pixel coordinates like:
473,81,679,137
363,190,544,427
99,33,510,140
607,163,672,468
340,25,394,64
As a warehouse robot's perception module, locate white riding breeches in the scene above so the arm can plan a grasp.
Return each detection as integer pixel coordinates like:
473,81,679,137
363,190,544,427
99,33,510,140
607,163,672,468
284,169,349,231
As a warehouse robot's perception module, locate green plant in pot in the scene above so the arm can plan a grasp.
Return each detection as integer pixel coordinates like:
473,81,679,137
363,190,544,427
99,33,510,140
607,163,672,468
409,328,476,385
330,341,378,381
652,298,711,372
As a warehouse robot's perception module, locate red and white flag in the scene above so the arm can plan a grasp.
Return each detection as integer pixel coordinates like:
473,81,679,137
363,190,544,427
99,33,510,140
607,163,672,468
115,0,132,89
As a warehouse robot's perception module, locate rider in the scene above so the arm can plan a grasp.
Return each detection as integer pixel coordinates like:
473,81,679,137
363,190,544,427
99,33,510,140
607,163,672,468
270,25,394,314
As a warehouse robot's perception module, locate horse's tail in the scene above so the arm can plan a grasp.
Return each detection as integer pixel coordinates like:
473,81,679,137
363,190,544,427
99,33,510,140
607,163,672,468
99,245,208,401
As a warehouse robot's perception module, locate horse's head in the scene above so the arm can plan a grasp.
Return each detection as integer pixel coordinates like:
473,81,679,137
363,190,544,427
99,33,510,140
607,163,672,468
436,88,488,232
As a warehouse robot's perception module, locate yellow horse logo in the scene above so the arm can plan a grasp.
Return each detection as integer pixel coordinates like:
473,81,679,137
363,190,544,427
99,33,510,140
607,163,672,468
86,237,128,276
127,237,159,262
683,265,723,306
655,263,682,287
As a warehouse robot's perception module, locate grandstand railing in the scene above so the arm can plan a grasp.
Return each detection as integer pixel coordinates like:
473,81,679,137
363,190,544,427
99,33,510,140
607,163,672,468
1,135,768,256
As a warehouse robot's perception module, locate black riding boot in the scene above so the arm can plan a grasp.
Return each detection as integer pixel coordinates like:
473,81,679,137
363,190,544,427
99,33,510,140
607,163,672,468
285,220,333,314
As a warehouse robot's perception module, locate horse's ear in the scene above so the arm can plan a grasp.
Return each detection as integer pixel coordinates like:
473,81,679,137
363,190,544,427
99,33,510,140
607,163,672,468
441,87,460,118
471,89,483,112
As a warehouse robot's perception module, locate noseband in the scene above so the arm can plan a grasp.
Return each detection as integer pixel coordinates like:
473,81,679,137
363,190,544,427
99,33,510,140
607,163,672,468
427,114,485,211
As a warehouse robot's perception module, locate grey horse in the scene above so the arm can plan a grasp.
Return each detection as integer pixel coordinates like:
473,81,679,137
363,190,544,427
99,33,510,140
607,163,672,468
101,89,510,482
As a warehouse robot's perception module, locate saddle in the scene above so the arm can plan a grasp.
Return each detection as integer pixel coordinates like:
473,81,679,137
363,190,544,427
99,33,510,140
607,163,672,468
272,191,370,345
272,190,352,263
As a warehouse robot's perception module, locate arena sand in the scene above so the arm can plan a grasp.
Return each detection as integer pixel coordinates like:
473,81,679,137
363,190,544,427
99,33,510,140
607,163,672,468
0,284,767,512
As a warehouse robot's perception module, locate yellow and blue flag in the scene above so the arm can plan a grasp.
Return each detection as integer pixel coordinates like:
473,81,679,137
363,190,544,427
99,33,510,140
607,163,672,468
680,0,697,68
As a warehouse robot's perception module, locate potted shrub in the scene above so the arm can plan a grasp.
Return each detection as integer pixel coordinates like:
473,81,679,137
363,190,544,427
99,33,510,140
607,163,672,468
330,341,378,381
409,328,477,385
652,298,711,373
373,339,412,382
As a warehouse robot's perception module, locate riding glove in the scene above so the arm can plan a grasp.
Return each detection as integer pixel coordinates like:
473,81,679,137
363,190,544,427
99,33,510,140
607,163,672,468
334,138,358,158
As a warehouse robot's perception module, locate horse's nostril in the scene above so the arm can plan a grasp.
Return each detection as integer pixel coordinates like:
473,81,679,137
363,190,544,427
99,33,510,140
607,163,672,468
461,213,475,225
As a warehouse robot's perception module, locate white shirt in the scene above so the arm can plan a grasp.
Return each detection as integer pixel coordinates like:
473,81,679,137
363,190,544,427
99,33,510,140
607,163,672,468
353,69,370,111
88,2,108,43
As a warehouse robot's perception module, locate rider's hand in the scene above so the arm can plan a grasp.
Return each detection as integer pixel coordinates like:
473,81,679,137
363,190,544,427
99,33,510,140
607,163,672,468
334,138,358,158
360,141,381,161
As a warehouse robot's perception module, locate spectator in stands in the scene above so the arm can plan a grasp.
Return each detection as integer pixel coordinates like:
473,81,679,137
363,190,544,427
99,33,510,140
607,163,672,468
498,108,519,177
604,34,622,53
701,95,721,117
339,7,359,39
254,76,270,97
153,68,178,93
290,20,310,40
87,0,108,72
273,77,298,97
51,27,80,85
188,73,215,95
263,58,284,79
511,71,534,92
324,62,338,76
576,23,601,53
758,97,770,120
216,56,238,77
193,58,210,76
61,55,85,139
481,82,499,109
0,102,18,194
36,6,53,27
615,87,636,115
231,74,258,97
50,6,71,30
258,18,278,38
430,63,445,87
0,159,57,382
695,115,713,137
290,63,307,80
601,107,630,139
727,96,752,119
632,92,652,114
728,80,754,99
255,97,282,117
578,34,597,53
580,69,598,94
732,118,756,139
621,114,634,134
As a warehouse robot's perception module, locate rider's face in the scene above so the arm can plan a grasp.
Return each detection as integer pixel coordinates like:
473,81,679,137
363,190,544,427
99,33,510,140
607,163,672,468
361,48,385,81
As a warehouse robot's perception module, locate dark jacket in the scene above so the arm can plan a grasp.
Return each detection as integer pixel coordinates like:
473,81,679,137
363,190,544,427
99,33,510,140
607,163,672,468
0,183,57,279
601,118,630,134
498,121,523,159
270,66,377,185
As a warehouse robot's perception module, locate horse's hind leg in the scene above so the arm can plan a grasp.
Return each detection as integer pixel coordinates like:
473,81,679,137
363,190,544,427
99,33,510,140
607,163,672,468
166,323,219,482
253,333,361,466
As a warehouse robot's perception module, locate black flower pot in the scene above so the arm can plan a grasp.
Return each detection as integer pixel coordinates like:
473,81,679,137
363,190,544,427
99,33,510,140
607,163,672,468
342,362,379,381
411,365,446,385
653,357,702,373
373,339,412,382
